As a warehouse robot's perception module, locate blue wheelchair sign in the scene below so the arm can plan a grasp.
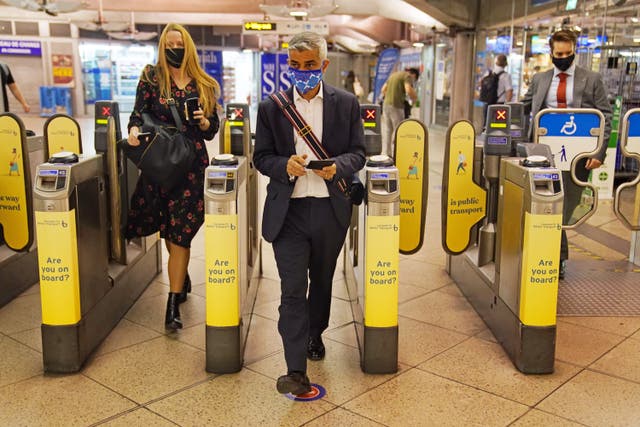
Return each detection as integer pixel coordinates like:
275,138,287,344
536,109,604,171
538,112,601,137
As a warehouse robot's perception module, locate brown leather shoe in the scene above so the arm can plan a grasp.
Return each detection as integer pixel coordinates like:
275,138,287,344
307,336,325,361
276,372,311,395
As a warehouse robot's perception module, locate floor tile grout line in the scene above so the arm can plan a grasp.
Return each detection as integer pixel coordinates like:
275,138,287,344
507,407,591,427
3,329,42,354
556,318,634,340
396,312,484,338
399,335,476,369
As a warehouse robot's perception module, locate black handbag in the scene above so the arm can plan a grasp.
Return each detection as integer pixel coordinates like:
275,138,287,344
121,98,195,192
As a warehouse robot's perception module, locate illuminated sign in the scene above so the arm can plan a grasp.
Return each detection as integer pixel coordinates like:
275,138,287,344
244,20,329,35
533,173,560,180
243,21,277,32
487,136,508,145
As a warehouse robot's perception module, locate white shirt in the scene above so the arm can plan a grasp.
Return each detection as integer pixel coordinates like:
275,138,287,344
492,65,512,103
546,62,576,109
291,83,330,198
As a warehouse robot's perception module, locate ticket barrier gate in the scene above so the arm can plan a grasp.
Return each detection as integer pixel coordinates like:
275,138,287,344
0,114,43,307
344,156,400,374
445,109,605,373
34,116,161,373
218,103,260,280
360,104,382,156
220,103,251,156
204,155,260,373
614,108,640,265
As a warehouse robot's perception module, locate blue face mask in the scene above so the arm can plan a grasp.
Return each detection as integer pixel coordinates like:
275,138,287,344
288,68,323,95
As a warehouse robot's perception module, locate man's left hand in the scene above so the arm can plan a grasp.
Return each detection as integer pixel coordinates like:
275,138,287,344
313,163,337,180
585,158,602,169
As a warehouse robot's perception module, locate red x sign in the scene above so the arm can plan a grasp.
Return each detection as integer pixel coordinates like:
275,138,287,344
101,106,111,117
365,109,376,120
495,110,506,120
233,108,243,119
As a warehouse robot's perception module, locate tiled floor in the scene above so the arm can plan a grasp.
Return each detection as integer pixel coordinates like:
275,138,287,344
1,115,640,426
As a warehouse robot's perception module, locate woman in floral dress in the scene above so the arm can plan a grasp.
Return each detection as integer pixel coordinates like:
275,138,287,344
125,23,220,330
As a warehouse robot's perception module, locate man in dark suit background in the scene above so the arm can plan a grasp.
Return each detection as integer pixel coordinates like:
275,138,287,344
521,29,612,279
254,31,366,395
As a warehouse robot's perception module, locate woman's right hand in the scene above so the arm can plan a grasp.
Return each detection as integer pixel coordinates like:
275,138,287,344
128,126,141,146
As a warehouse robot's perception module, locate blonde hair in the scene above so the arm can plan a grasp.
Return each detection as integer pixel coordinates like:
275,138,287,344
143,23,220,117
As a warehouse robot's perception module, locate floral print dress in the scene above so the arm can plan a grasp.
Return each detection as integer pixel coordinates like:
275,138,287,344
126,64,219,247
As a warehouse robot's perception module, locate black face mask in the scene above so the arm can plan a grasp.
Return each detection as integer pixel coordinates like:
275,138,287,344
552,53,575,72
166,48,185,68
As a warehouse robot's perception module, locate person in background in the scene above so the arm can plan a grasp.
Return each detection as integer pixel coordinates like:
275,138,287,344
0,61,31,113
344,70,356,94
254,31,365,396
521,29,611,280
380,67,419,156
482,54,513,128
125,23,220,330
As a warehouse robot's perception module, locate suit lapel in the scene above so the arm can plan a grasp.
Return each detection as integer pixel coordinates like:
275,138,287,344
536,70,554,109
572,66,586,107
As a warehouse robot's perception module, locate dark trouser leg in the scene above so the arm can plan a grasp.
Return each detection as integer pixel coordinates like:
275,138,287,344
560,159,590,261
273,199,311,374
308,198,349,338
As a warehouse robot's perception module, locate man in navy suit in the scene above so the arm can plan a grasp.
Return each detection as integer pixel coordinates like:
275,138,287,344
254,31,366,395
521,29,612,279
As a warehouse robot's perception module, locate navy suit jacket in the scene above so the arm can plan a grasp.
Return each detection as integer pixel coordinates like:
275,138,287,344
253,84,366,242
521,65,612,161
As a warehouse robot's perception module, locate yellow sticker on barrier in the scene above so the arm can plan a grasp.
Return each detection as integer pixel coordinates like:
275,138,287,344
45,115,82,157
519,212,562,327
442,120,486,254
394,119,428,254
36,209,81,325
0,114,32,252
364,215,399,327
205,213,239,327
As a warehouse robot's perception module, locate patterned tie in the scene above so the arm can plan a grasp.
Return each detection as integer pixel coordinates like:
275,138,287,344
557,72,568,108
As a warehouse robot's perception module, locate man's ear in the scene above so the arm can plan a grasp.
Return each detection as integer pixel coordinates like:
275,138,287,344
321,59,330,72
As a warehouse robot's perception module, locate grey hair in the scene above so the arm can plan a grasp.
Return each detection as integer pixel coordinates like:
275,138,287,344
288,32,327,61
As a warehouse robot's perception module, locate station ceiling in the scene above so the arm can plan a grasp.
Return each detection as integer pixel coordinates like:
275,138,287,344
0,0,468,52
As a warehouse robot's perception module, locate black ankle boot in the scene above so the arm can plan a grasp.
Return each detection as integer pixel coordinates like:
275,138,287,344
177,274,192,304
165,292,183,330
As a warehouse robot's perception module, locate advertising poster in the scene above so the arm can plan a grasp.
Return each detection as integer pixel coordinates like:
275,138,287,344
373,48,399,104
52,54,74,86
200,49,224,105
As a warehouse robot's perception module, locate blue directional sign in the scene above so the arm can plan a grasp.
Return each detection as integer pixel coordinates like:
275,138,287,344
623,110,640,155
538,112,601,137
536,110,603,172
626,111,640,138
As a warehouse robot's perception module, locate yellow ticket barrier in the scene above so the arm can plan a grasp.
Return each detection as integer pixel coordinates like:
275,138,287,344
204,155,248,374
393,119,428,254
0,113,32,252
441,120,486,254
362,158,400,374
44,114,82,159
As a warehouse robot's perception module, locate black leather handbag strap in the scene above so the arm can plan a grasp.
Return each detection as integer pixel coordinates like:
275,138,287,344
165,98,183,129
270,90,348,194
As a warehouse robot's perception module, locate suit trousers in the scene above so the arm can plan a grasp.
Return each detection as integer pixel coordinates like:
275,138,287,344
272,197,349,374
560,158,590,261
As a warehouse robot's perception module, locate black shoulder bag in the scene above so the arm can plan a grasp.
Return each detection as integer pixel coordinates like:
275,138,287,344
270,90,364,205
121,98,195,192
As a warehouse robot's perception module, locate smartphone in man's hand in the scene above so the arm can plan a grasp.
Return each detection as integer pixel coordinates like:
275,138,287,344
306,159,335,170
